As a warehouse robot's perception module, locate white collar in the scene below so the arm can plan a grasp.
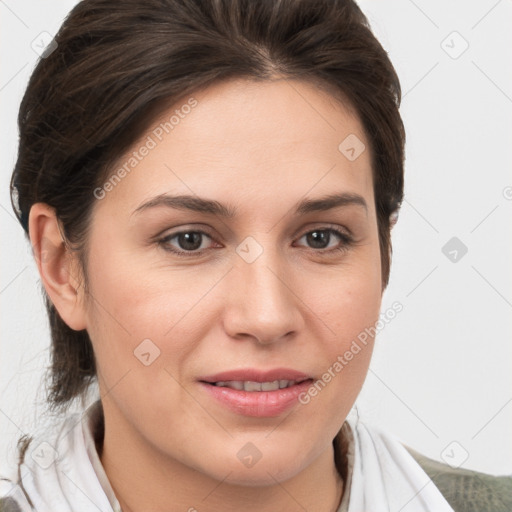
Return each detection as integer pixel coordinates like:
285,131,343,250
2,399,453,512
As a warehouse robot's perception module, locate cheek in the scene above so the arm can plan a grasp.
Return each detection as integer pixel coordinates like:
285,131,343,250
84,234,209,334
315,273,380,385
301,246,382,402
294,286,380,444
82,243,231,387
327,277,381,349
312,239,382,342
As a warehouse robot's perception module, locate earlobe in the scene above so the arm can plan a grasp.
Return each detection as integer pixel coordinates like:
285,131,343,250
28,203,87,331
389,210,399,228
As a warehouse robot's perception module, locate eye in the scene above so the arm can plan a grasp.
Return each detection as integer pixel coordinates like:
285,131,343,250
295,227,353,253
158,230,216,256
157,226,354,258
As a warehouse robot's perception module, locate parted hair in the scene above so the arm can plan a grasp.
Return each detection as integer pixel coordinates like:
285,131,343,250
11,0,405,411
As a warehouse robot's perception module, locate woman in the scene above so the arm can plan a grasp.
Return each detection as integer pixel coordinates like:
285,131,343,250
1,0,510,511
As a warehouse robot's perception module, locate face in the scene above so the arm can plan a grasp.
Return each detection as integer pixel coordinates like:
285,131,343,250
81,78,382,485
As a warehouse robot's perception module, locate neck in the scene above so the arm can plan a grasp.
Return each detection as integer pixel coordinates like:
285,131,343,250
99,408,345,512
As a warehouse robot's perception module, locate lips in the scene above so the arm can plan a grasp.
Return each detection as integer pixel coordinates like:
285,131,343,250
198,368,314,417
199,367,312,384
211,379,305,391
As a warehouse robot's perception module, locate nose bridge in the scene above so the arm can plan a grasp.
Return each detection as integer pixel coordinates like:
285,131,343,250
224,239,302,343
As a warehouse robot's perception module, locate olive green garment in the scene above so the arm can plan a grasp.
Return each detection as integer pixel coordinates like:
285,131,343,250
406,447,512,512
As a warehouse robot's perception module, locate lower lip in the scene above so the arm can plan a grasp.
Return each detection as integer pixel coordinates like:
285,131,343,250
199,380,314,417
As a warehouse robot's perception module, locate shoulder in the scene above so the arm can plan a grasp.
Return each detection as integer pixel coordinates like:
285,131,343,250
405,446,512,512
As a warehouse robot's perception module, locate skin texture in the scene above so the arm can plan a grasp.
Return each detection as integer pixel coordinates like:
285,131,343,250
30,78,383,512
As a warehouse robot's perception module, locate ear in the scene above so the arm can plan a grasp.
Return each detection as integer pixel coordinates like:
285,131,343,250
389,209,399,229
28,203,87,331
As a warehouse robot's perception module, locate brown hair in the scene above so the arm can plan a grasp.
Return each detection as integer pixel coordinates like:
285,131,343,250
11,0,405,411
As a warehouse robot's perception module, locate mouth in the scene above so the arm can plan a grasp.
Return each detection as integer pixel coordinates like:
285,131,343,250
207,378,310,392
198,368,314,417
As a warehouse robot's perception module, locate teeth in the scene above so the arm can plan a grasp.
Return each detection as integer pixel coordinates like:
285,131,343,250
261,380,280,391
214,380,244,390
244,381,262,392
213,380,299,391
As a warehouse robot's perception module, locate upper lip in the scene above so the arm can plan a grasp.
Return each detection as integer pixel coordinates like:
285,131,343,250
199,368,312,383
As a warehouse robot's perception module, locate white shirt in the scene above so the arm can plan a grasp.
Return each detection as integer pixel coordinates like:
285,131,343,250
0,399,454,511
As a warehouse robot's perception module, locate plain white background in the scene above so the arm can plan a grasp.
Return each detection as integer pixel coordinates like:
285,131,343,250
1,0,511,478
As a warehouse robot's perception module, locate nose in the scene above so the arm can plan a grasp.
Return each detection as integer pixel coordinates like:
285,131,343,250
222,248,304,345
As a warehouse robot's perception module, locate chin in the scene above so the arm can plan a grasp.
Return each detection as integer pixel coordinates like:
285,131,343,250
204,443,308,487
222,463,302,487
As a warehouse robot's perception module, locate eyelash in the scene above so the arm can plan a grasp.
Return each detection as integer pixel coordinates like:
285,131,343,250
157,227,354,258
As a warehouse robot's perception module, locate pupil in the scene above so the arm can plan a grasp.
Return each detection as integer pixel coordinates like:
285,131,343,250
179,232,202,250
307,230,329,249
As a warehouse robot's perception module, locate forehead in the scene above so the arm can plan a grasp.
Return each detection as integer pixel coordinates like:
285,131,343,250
97,78,374,215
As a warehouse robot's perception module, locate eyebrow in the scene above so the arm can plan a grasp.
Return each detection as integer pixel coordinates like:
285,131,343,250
133,192,367,217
